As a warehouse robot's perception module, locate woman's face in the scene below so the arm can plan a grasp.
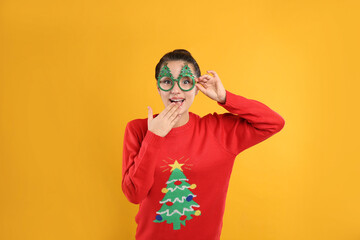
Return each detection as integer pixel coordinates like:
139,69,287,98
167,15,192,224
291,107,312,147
157,60,199,115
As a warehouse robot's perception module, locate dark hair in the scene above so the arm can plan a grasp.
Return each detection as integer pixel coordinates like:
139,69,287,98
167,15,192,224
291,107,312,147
155,49,201,80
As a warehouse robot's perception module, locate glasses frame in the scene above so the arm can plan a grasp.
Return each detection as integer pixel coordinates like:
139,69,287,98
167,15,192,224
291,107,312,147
157,77,196,92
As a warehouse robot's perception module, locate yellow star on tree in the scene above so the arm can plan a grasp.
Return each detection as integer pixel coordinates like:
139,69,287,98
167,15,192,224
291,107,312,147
169,160,184,172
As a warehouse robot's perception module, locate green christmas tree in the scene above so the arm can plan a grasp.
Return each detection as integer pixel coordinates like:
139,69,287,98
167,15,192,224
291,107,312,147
154,160,201,230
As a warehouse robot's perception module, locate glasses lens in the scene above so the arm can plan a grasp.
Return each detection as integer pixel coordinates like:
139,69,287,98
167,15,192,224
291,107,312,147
179,77,194,91
159,77,174,91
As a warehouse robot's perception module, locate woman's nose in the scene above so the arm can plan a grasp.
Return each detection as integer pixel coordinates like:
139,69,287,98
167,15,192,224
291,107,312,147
170,82,181,94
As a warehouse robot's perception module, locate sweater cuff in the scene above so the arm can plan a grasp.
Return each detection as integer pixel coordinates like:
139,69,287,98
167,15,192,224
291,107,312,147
217,90,237,108
136,130,165,161
217,90,254,113
143,129,166,146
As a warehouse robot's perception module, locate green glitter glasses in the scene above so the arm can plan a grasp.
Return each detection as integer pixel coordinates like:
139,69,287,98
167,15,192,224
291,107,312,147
157,63,196,92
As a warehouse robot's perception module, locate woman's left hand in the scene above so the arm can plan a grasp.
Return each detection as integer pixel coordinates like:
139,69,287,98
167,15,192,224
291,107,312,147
195,70,226,104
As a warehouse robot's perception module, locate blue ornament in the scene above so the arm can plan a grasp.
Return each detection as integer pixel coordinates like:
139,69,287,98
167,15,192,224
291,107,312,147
156,215,163,221
186,195,193,202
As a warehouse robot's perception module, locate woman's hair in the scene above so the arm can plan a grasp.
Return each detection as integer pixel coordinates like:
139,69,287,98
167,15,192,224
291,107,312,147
155,49,201,79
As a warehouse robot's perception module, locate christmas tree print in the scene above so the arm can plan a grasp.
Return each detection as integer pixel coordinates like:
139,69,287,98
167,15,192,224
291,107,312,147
154,159,201,230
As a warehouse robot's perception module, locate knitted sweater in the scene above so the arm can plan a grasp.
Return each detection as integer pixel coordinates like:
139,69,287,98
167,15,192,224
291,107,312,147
122,90,285,240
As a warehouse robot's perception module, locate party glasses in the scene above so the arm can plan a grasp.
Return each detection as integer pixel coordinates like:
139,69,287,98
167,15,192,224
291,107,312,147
157,63,196,92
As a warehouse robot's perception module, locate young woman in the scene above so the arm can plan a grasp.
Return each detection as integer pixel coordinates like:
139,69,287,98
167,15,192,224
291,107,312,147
122,49,285,240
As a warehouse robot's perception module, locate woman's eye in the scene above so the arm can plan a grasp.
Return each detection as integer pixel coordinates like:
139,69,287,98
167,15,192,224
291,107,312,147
161,79,171,84
182,77,191,84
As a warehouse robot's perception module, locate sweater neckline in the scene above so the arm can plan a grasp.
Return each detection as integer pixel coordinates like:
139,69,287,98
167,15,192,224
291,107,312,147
166,112,196,136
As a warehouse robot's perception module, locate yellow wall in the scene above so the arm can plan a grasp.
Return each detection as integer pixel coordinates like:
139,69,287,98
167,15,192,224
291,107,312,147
1,0,359,239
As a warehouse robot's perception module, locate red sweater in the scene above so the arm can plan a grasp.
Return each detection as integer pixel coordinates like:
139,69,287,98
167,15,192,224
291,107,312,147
122,90,285,240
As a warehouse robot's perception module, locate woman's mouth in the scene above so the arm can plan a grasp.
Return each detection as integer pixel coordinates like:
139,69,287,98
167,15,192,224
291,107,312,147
170,99,185,106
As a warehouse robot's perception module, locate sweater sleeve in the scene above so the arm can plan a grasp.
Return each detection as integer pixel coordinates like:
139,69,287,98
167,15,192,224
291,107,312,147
122,120,165,204
213,90,285,155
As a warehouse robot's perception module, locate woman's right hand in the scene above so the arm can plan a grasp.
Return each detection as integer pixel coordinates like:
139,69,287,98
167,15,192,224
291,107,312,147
147,103,182,137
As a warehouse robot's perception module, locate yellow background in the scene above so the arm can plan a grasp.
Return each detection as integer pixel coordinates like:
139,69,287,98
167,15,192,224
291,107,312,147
1,0,359,239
